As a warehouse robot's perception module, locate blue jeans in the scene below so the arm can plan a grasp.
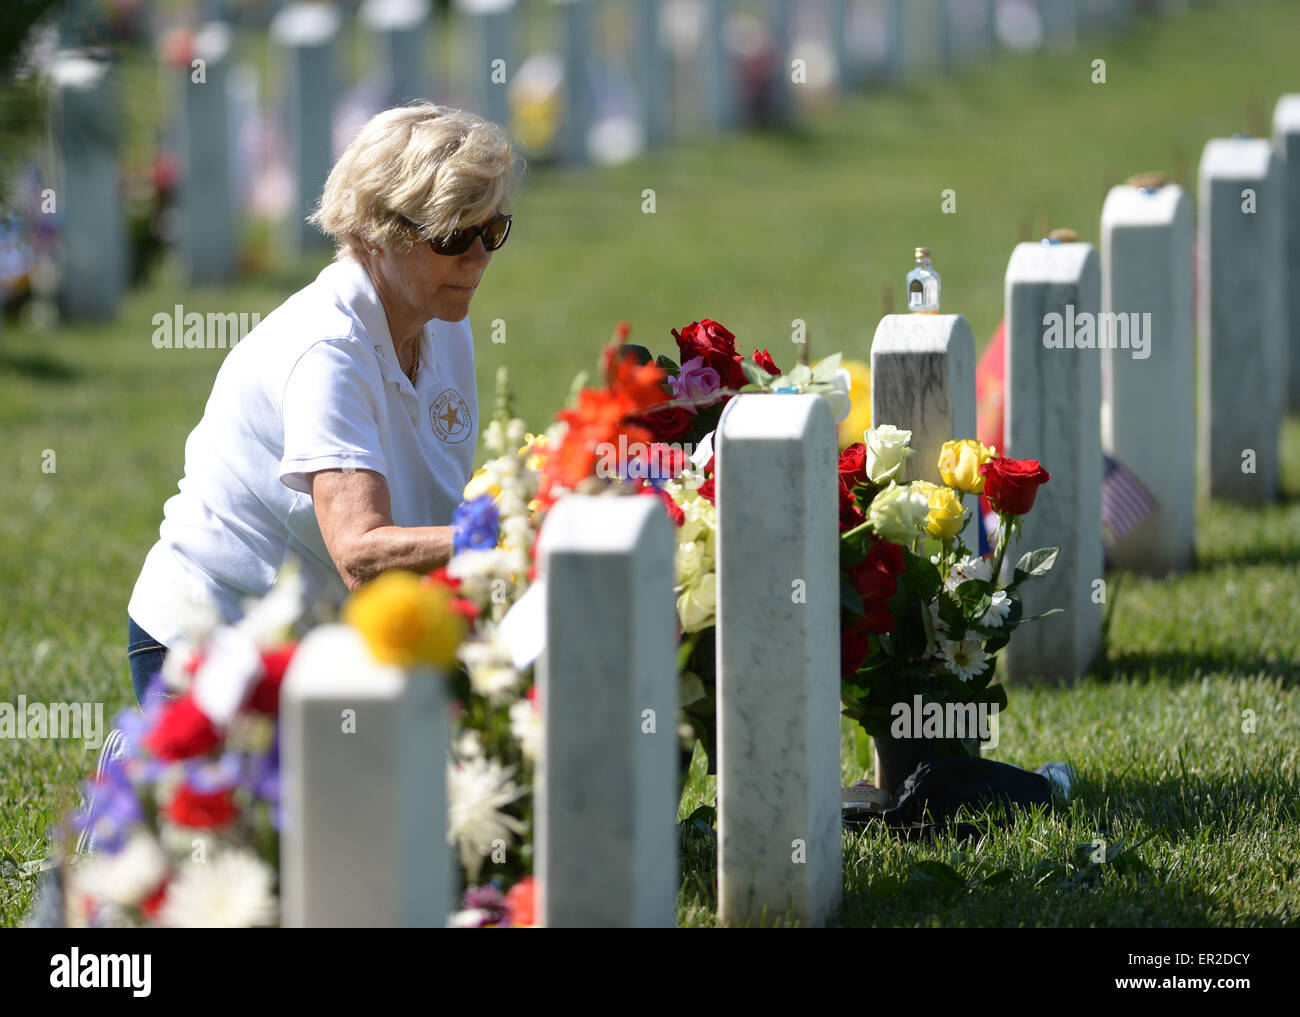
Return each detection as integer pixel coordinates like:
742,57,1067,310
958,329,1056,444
127,616,169,707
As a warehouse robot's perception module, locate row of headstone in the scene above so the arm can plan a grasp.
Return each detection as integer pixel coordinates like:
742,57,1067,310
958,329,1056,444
45,0,1201,314
281,392,843,928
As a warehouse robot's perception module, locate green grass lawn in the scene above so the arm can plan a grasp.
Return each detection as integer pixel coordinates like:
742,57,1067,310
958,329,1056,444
3,0,1300,926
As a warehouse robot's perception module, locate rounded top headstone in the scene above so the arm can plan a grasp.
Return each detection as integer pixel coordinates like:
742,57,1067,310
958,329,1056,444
1273,94,1300,132
46,50,111,90
269,2,343,46
359,0,430,30
453,0,518,14
194,21,234,63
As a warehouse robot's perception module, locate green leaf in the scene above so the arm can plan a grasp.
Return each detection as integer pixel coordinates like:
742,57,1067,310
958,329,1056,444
680,671,708,708
853,724,874,771
1013,547,1059,582
740,358,772,387
810,352,843,384
841,576,865,616
784,363,813,387
655,354,680,374
618,343,653,365
909,860,966,888
973,868,1014,888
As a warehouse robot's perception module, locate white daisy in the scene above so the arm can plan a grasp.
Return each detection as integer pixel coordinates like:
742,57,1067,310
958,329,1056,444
981,589,1011,629
158,849,277,928
936,638,989,682
447,757,528,882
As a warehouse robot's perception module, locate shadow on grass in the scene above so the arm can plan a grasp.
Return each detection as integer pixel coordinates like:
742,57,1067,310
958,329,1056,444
1074,768,1300,844
0,349,79,382
1097,648,1300,687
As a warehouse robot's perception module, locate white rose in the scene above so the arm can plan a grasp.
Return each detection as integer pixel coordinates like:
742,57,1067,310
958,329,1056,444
864,424,915,485
676,573,717,633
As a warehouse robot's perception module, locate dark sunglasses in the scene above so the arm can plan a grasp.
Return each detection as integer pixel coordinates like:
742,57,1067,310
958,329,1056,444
401,213,512,256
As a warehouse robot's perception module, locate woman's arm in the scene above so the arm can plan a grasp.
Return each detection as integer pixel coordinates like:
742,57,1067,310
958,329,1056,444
309,468,455,592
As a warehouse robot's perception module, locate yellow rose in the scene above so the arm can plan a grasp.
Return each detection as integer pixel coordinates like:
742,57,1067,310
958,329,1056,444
938,439,997,494
343,570,467,670
913,481,966,540
837,359,872,451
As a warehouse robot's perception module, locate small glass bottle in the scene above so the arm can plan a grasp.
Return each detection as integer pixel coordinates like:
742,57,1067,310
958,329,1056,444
906,247,941,313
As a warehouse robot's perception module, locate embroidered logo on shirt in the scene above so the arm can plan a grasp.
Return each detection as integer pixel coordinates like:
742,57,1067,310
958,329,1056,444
430,388,472,444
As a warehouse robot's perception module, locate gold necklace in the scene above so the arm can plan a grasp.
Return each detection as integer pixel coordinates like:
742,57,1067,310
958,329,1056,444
404,342,419,385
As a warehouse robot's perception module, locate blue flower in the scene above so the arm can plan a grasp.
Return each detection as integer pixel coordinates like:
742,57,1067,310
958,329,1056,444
452,494,500,554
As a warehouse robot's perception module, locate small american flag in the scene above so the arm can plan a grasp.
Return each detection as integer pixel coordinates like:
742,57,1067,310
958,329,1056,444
1102,454,1158,546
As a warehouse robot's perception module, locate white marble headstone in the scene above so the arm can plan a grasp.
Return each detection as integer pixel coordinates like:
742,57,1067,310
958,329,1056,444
178,23,237,285
554,0,594,164
47,51,125,321
715,394,842,927
636,0,670,146
361,0,434,105
870,313,979,549
270,2,341,255
1100,182,1195,573
281,624,449,927
1003,241,1103,684
1197,137,1285,503
703,0,738,130
536,494,678,928
454,0,516,129
1272,95,1300,414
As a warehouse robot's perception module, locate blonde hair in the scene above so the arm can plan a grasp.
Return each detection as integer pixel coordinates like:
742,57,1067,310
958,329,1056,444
309,102,523,260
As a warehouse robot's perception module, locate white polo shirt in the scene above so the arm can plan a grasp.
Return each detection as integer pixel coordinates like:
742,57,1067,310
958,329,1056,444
128,258,479,648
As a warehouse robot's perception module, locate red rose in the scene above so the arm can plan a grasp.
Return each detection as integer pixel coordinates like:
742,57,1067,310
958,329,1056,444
841,617,876,678
752,349,780,376
697,477,715,504
838,480,865,531
163,784,238,829
980,457,1051,516
844,538,905,633
838,443,868,488
631,405,694,442
645,485,685,526
248,645,297,715
673,319,748,391
144,695,221,761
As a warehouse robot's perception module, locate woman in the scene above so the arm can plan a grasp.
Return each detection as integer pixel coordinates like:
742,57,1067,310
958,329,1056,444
126,102,521,707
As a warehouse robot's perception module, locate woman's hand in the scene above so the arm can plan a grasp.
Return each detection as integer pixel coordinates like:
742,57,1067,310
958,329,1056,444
309,468,455,592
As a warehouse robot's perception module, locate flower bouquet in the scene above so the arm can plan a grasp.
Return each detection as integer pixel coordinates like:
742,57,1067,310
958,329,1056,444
837,429,1059,793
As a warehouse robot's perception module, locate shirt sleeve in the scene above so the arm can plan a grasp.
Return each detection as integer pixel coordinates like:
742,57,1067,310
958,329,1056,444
279,339,389,495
